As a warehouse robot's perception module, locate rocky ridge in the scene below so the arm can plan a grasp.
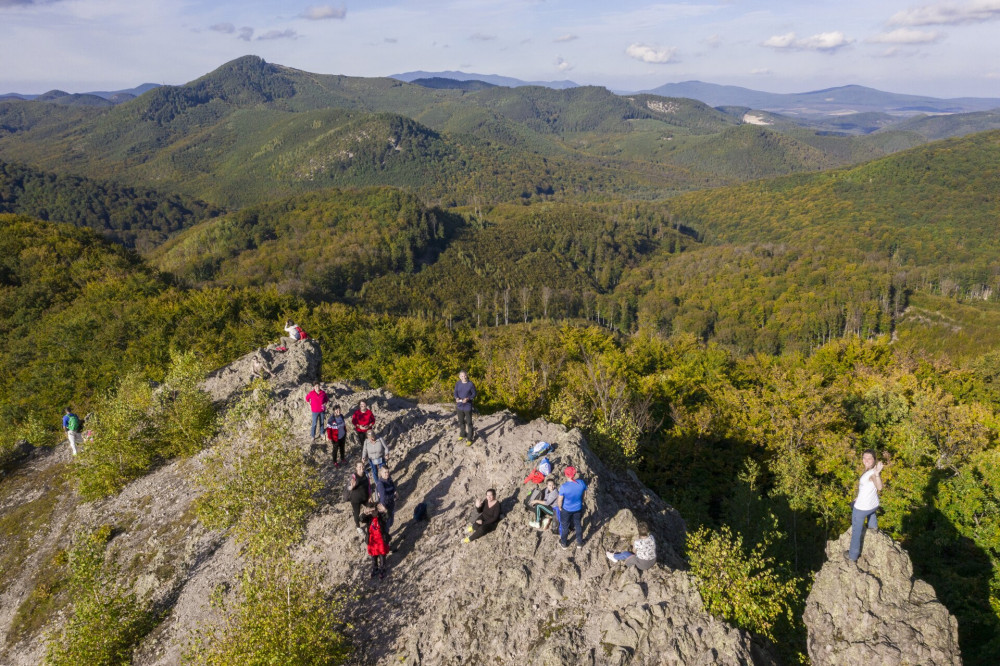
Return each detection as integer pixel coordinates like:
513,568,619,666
804,530,962,665
0,340,772,665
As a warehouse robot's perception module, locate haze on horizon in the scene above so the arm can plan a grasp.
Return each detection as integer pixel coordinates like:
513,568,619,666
2,0,1000,99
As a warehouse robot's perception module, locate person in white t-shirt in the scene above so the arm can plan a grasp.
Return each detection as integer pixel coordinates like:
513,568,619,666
846,449,884,563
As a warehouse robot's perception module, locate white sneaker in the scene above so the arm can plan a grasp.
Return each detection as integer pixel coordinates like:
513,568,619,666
606,551,616,562
529,521,540,529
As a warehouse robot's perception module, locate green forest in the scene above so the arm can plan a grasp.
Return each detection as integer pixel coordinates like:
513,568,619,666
2,55,1000,664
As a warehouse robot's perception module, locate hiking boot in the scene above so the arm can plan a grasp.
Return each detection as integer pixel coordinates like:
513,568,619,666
465,438,472,446
462,537,470,543
357,527,364,537
576,544,584,550
560,543,569,550
465,525,474,534
379,568,386,580
843,550,855,563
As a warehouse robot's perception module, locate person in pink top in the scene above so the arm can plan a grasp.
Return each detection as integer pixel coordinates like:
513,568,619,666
306,384,328,440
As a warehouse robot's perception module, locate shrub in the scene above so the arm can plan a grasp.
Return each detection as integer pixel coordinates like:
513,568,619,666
686,523,801,641
45,526,156,666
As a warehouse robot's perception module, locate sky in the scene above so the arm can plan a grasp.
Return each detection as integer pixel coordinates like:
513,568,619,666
1,0,999,98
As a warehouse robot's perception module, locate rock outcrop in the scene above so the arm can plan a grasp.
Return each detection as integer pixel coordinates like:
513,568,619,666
1,341,774,665
803,530,962,666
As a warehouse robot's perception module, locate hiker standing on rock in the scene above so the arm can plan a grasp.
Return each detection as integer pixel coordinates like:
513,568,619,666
62,406,82,456
362,431,389,480
846,449,884,563
454,370,476,445
281,319,301,347
351,400,375,449
606,521,657,570
326,405,348,467
464,488,502,543
558,466,588,550
363,501,390,580
375,466,397,532
347,462,371,538
306,384,327,440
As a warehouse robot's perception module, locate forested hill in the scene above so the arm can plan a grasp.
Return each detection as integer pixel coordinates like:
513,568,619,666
0,160,220,249
4,56,1000,210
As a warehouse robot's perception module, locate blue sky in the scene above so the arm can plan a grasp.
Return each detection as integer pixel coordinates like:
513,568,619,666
2,0,999,97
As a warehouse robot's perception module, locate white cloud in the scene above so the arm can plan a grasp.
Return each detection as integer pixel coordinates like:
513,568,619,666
987,71,1000,78
704,33,721,48
889,1,1000,26
868,27,943,43
763,31,853,52
555,56,572,72
209,22,234,34
625,43,677,64
302,5,346,21
554,33,577,42
750,67,771,75
238,26,254,41
257,28,297,41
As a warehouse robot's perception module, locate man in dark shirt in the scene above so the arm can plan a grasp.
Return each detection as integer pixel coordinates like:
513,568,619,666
454,370,476,445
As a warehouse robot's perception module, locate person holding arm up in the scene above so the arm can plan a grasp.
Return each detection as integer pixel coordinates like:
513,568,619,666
846,449,884,563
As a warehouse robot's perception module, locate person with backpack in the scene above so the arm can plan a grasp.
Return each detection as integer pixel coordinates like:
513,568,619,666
454,370,476,445
362,501,390,580
346,462,371,538
606,521,657,571
557,466,588,550
529,479,559,530
846,449,884,563
62,407,82,456
351,400,375,449
362,431,389,480
305,384,327,440
326,405,348,467
463,488,502,543
281,320,301,346
375,466,397,531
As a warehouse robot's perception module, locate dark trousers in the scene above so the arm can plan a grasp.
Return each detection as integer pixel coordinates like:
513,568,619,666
371,554,385,572
350,498,366,528
354,430,367,449
457,408,473,439
329,436,345,462
559,509,584,547
469,520,498,542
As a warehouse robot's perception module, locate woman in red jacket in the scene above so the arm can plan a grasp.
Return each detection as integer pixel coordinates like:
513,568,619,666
363,501,389,580
351,400,375,449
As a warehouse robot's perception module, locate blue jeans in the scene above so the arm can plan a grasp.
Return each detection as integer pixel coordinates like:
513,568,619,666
310,412,325,438
368,458,384,480
611,551,634,561
849,505,878,560
559,509,584,547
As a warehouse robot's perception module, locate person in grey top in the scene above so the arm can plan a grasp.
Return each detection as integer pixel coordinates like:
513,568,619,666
362,431,389,480
454,370,476,444
529,479,559,529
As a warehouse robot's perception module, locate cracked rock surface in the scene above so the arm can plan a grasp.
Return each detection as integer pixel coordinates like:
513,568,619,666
803,530,961,666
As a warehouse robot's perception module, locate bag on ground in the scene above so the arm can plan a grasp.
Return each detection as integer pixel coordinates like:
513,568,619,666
526,441,551,461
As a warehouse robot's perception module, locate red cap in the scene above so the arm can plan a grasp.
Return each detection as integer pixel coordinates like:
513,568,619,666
564,466,576,478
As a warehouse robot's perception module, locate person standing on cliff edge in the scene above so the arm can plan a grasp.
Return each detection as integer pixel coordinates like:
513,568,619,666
846,449,884,563
454,370,476,445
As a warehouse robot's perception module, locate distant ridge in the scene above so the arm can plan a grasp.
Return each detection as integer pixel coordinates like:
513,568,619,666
0,82,160,104
642,81,1000,116
391,70,578,89
409,77,496,91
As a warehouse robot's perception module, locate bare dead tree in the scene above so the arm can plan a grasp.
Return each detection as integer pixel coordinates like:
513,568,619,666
541,286,552,319
519,286,530,323
493,290,500,327
476,293,483,328
503,287,510,325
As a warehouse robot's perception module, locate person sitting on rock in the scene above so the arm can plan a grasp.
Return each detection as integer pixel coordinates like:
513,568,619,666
557,466,588,550
347,462,371,538
529,479,559,530
249,351,272,380
846,449,884,563
326,405,348,467
362,501,390,580
351,400,376,449
606,521,657,571
362,430,389,480
281,319,301,347
464,489,502,543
